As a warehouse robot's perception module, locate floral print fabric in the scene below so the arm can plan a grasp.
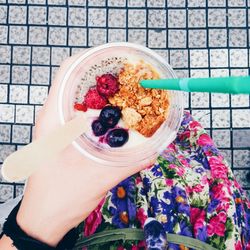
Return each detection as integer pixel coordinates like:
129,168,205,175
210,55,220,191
83,112,250,250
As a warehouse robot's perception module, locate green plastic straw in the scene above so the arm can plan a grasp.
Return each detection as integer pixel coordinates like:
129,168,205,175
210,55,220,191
140,76,250,94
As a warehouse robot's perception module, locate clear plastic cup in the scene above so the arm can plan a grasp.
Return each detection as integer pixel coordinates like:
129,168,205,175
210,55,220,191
58,42,184,167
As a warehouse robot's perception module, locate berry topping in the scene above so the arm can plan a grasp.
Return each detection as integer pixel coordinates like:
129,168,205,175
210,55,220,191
74,102,87,112
99,106,121,128
91,120,108,136
106,128,129,147
84,88,107,109
96,74,119,97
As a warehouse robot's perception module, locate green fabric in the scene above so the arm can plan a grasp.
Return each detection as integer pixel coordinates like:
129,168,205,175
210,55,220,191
74,228,217,250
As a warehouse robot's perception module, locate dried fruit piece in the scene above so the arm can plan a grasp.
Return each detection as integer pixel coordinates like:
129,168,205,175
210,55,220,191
84,88,107,109
139,96,152,106
74,102,87,112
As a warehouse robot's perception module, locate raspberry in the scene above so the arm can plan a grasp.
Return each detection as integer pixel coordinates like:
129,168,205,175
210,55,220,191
84,88,107,109
74,102,88,112
96,74,119,97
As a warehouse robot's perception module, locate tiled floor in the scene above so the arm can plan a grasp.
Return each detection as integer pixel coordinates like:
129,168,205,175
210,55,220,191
0,0,250,204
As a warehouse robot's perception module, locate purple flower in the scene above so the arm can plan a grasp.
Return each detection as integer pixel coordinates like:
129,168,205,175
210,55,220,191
181,113,193,126
151,164,163,177
195,167,205,174
203,145,219,155
173,186,187,199
192,149,210,170
180,220,193,237
207,199,219,213
161,152,176,162
150,197,161,215
141,177,151,195
178,203,190,216
197,226,207,242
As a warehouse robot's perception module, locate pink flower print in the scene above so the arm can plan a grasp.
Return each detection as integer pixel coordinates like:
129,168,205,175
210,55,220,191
201,175,208,185
117,246,125,250
136,176,142,185
179,130,191,141
177,167,185,177
235,240,243,250
209,157,228,180
197,134,214,147
166,179,174,186
190,207,206,236
169,164,177,169
207,215,226,237
192,184,204,193
136,208,147,228
189,120,202,129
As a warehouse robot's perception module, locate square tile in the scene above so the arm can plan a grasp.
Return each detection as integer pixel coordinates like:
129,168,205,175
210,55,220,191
168,10,186,28
232,110,250,128
212,109,230,128
148,9,166,28
0,65,10,83
230,68,249,76
0,145,15,164
68,7,86,26
88,28,106,46
234,169,250,189
128,29,146,46
9,26,27,44
13,46,31,64
0,124,11,143
48,7,67,26
168,29,186,48
154,49,169,62
147,0,165,7
0,45,10,63
231,95,249,107
210,49,228,67
208,9,226,27
148,29,166,48
167,0,185,7
210,69,229,77
191,92,209,108
208,0,226,6
108,0,125,6
16,185,25,197
51,47,70,65
233,150,250,168
170,49,188,68
0,185,14,203
128,9,146,28
0,6,7,24
68,0,86,5
12,66,30,84
208,29,227,47
48,0,66,4
188,29,206,48
230,49,248,67
108,9,126,28
174,70,189,78
9,85,28,104
128,0,145,7
70,47,88,55
49,27,67,45
28,0,46,3
228,9,246,27
88,0,106,6
108,29,126,42
29,86,48,104
68,28,87,46
233,130,250,148
12,125,31,144
0,104,15,123
88,8,106,27
190,69,209,77
188,0,206,7
15,105,34,124
188,9,206,28
32,47,50,65
211,93,229,107
0,84,7,102
0,26,8,43
31,66,50,85
228,0,246,6
192,109,211,128
28,6,47,25
212,129,231,148
29,26,47,45
220,150,232,166
190,50,208,68
8,5,27,24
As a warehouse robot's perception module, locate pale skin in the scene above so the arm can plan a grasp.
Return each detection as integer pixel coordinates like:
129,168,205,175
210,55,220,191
0,53,154,249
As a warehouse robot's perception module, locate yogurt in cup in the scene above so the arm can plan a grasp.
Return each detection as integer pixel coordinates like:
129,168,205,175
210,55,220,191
58,42,184,167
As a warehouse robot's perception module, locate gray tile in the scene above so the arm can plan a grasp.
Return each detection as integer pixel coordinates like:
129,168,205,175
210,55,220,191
234,169,250,188
170,49,188,68
233,130,250,148
212,129,231,148
0,145,15,162
230,68,249,76
148,9,166,28
147,0,165,7
0,45,10,63
190,69,209,77
9,26,28,44
29,26,47,45
154,49,169,62
29,86,48,104
168,29,186,48
0,104,15,123
167,0,185,7
12,66,30,84
168,9,186,28
31,66,50,85
208,0,226,6
0,26,8,43
88,28,106,46
233,150,250,168
51,47,70,66
210,49,228,67
68,7,86,26
28,6,47,25
28,0,46,4
9,85,28,104
208,9,226,27
211,93,229,107
68,0,86,5
108,0,125,6
220,150,231,167
88,0,106,6
191,92,209,108
232,110,250,128
188,0,206,7
230,49,248,67
190,49,208,68
49,27,67,45
231,95,249,107
15,105,34,124
210,69,229,77
88,8,106,27
0,6,7,24
0,65,10,83
13,46,31,64
108,29,126,42
48,0,66,4
228,0,246,6
68,28,87,46
128,29,146,46
192,109,211,128
0,185,14,202
148,29,166,48
188,9,206,28
128,9,146,28
108,9,126,28
32,47,50,65
208,29,227,47
212,109,230,128
0,84,7,102
0,124,11,143
12,125,31,144
228,9,246,27
188,29,206,48
16,185,24,197
128,0,145,7
8,5,27,24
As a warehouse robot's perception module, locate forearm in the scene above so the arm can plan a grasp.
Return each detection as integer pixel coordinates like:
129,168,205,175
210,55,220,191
0,235,17,250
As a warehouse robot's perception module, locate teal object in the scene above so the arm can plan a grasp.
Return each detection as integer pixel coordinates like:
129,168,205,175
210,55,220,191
140,76,250,94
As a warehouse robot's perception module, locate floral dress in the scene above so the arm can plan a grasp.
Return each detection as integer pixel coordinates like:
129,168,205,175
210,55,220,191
81,112,250,250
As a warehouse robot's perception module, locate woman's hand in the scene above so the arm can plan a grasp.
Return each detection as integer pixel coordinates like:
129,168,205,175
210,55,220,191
4,53,154,247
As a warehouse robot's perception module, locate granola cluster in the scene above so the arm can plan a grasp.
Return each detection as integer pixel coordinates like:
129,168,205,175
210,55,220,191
108,61,170,137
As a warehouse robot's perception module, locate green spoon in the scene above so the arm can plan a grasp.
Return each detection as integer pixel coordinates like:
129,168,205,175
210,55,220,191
140,76,250,94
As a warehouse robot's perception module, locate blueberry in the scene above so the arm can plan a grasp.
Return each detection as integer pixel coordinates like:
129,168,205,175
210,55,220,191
99,106,121,128
91,120,108,136
106,128,129,147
